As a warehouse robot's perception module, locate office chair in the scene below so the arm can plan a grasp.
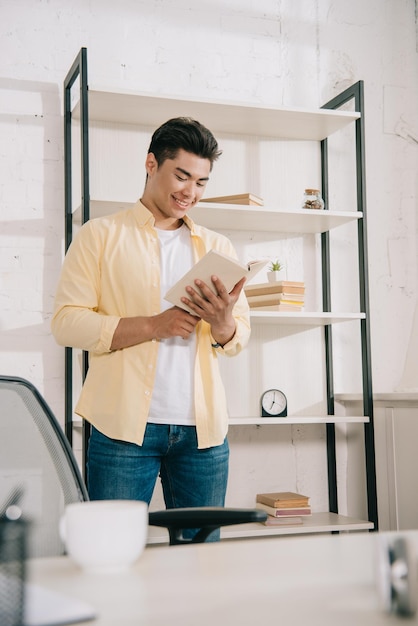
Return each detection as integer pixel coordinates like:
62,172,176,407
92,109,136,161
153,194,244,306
0,375,88,557
0,376,266,553
149,507,267,545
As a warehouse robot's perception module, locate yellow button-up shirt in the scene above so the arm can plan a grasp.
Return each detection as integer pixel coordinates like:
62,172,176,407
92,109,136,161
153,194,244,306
51,200,251,449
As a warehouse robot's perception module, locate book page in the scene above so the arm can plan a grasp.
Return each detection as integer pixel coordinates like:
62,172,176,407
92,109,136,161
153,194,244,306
164,250,267,313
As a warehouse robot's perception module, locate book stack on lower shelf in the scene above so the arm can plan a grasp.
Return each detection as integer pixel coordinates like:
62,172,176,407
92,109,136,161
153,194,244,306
244,281,305,311
256,491,312,526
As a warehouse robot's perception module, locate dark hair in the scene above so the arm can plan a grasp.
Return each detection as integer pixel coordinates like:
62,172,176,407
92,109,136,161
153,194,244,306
147,117,222,170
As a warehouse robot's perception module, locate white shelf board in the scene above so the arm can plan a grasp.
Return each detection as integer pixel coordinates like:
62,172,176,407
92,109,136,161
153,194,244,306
74,414,368,429
146,512,374,544
74,200,362,234
73,87,360,140
221,513,374,538
336,392,418,403
336,392,418,411
190,204,362,233
228,415,369,425
74,414,369,429
250,311,366,325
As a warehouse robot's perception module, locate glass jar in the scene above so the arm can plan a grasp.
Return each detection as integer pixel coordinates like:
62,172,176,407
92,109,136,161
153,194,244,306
302,188,324,210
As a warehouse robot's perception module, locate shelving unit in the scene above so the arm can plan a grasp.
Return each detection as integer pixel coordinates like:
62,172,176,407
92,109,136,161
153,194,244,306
63,48,377,539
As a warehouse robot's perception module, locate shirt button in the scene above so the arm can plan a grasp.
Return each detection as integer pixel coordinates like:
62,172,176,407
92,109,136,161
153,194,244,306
145,390,150,396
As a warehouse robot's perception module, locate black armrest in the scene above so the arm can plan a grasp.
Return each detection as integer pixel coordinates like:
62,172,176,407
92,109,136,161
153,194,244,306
148,506,267,545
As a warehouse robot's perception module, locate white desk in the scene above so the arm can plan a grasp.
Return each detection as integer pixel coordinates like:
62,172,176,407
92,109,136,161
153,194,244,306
27,530,418,626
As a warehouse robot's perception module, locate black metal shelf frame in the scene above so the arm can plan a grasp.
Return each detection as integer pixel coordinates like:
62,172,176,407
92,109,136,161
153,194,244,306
63,47,90,477
62,48,378,529
321,81,378,530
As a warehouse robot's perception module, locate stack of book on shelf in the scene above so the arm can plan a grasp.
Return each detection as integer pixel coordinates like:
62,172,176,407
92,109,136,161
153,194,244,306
244,281,305,311
200,192,264,206
256,491,311,526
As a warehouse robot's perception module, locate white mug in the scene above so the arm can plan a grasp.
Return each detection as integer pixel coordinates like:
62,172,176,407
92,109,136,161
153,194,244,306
60,500,148,573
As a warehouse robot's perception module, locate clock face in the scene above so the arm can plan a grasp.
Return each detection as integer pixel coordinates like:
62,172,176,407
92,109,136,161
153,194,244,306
261,389,287,417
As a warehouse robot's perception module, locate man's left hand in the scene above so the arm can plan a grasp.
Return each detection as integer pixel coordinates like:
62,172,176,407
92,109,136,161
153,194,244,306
181,275,246,347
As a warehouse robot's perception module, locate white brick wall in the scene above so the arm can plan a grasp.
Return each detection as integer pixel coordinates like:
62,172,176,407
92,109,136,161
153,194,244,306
0,0,417,433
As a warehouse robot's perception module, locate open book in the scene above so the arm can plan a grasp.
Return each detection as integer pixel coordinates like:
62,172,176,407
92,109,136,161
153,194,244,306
164,250,268,313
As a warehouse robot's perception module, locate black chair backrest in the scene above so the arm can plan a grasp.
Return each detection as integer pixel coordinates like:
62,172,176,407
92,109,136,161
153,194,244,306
0,376,88,556
149,507,267,545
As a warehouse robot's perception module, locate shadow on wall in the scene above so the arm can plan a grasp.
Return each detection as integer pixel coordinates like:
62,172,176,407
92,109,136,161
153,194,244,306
397,300,418,391
0,76,63,401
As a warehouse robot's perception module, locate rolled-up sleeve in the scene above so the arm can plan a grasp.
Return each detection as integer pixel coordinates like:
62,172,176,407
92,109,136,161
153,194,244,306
51,222,120,354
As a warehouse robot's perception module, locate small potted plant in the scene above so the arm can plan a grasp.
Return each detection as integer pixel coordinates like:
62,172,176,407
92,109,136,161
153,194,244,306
267,260,284,282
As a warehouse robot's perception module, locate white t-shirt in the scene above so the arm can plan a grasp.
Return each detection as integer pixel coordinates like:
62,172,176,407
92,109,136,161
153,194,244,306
148,224,196,425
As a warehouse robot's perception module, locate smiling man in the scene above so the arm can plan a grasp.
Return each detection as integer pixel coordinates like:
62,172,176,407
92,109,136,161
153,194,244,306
51,117,251,540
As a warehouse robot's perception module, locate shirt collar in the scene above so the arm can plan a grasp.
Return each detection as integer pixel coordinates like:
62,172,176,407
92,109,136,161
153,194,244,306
133,198,197,234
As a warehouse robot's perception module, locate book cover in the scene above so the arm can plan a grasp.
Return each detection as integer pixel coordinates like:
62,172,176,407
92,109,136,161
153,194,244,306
256,491,310,508
200,193,264,206
256,502,312,517
245,282,305,297
246,293,305,304
251,293,305,302
263,515,303,526
249,303,303,312
164,250,268,314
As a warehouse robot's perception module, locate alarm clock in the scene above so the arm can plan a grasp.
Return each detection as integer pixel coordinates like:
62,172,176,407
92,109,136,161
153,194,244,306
260,389,287,417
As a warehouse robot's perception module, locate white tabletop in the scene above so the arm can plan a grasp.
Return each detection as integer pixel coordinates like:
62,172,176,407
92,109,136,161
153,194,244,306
27,530,418,626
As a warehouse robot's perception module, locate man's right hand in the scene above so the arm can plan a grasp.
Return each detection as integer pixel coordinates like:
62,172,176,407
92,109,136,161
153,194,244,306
150,307,200,341
110,307,200,350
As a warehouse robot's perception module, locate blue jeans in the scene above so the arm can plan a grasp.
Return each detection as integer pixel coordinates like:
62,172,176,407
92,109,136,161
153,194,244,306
87,424,229,541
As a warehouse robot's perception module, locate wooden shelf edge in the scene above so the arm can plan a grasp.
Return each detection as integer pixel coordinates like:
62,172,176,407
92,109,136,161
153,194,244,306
73,87,361,140
189,204,362,234
229,415,369,425
146,512,374,544
73,200,362,235
336,392,418,404
73,415,370,428
221,513,374,538
250,311,366,325
73,415,369,430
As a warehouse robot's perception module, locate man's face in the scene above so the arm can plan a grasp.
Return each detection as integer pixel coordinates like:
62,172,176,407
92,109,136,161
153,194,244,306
143,148,211,225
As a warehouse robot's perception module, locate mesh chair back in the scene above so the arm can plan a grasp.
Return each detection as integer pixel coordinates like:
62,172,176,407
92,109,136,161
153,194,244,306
0,376,88,557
